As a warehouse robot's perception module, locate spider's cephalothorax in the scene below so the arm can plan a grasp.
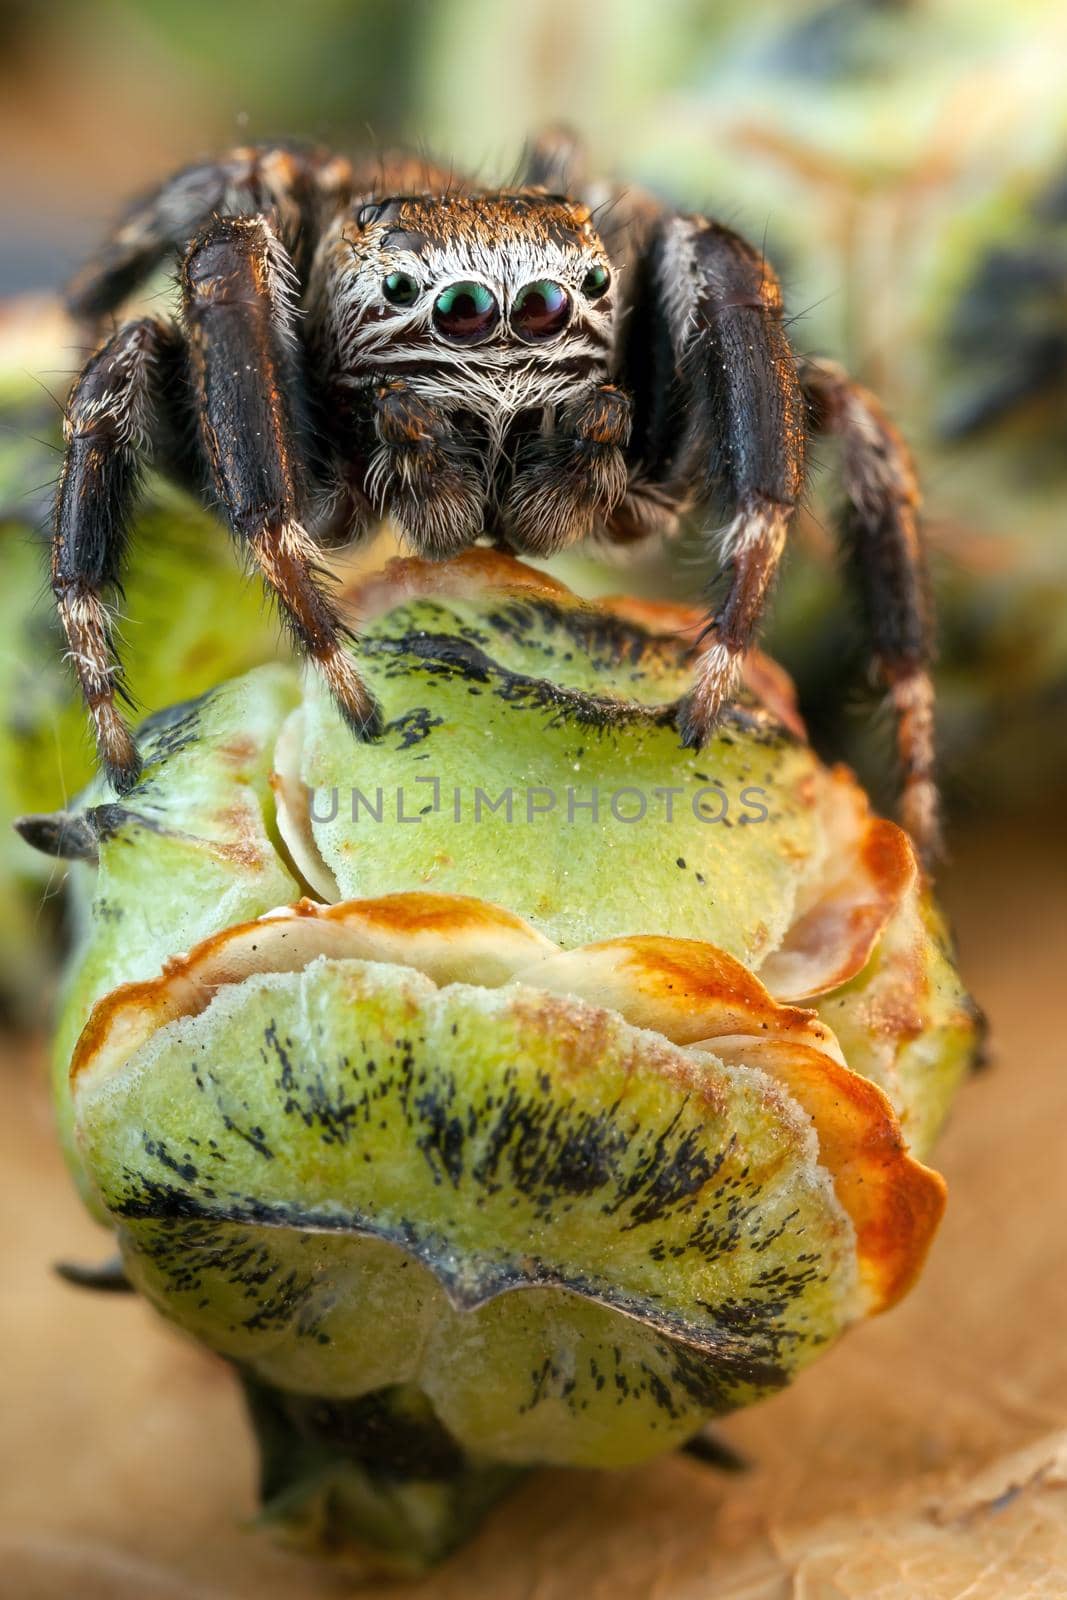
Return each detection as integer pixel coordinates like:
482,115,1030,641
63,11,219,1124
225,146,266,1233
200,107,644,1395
307,187,625,558
54,133,939,857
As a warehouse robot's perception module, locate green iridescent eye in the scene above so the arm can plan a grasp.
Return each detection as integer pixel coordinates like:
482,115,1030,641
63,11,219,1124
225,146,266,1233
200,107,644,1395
432,281,499,344
581,264,610,299
510,280,571,342
382,272,420,307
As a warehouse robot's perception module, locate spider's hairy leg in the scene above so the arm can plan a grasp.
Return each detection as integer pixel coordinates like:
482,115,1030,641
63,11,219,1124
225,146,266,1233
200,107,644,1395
66,142,353,325
369,380,484,560
182,214,381,740
521,125,587,192
682,499,792,740
504,383,631,556
801,358,940,860
52,316,180,792
657,218,805,749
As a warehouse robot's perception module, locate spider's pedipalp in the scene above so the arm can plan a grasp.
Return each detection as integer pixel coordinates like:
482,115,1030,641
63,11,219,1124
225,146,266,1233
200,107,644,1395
504,382,631,556
369,380,484,558
801,357,939,860
182,213,381,739
51,314,181,791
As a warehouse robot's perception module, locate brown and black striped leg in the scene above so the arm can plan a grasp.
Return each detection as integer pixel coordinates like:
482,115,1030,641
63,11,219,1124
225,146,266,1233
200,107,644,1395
66,142,352,326
368,380,484,559
504,383,631,557
52,316,179,792
655,217,806,747
183,214,381,738
801,358,939,859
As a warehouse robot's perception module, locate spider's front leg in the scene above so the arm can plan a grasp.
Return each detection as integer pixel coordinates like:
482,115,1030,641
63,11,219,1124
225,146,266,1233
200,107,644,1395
367,380,484,559
52,315,183,791
656,218,806,748
638,213,939,857
182,215,381,739
504,384,632,556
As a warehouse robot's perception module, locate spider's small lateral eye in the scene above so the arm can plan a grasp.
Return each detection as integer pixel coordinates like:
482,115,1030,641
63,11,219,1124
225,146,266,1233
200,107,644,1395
581,264,610,299
382,271,420,307
432,281,499,344
510,280,572,343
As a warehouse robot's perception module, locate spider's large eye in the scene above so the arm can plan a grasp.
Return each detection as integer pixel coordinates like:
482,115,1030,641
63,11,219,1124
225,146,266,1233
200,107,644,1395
382,271,420,307
581,264,610,299
510,280,571,343
432,281,499,344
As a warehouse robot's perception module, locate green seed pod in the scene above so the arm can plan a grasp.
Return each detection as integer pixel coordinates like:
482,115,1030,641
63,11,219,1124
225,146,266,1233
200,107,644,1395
35,553,981,1572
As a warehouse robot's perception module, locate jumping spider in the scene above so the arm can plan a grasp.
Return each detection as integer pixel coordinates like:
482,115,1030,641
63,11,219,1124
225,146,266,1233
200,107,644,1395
54,130,937,855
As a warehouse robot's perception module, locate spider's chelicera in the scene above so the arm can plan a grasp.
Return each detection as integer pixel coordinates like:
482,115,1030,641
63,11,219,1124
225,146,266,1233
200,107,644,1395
54,132,937,855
